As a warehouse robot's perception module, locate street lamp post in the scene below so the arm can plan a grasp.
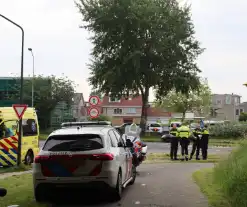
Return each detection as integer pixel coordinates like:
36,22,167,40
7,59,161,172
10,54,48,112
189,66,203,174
0,14,24,166
28,48,34,107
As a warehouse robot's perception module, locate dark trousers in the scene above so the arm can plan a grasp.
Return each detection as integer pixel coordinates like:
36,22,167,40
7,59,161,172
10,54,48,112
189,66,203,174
201,135,209,160
170,138,178,159
180,138,190,158
190,138,201,159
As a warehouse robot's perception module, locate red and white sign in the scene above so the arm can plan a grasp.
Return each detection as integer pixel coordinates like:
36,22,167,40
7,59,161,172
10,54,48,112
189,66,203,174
89,96,100,106
12,104,28,119
88,107,99,118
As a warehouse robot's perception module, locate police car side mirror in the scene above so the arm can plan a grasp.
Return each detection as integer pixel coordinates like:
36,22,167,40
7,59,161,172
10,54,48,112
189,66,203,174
0,188,7,197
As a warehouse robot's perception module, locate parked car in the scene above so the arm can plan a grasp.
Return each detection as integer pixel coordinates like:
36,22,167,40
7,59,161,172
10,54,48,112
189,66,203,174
147,123,163,133
33,122,136,202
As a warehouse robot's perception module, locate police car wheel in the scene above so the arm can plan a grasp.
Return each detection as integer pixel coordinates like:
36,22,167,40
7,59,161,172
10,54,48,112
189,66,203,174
24,150,34,165
112,171,122,201
34,188,46,202
129,165,136,185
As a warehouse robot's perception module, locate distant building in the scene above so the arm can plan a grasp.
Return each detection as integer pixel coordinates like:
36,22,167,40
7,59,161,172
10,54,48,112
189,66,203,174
50,93,87,128
211,93,244,121
0,77,19,106
99,95,172,125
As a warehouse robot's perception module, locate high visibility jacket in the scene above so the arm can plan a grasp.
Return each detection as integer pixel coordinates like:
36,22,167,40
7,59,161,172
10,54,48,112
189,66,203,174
178,126,190,138
193,129,201,135
169,128,178,137
202,129,209,135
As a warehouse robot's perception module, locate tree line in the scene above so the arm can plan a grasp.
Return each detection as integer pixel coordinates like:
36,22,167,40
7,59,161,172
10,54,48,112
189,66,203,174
7,75,75,130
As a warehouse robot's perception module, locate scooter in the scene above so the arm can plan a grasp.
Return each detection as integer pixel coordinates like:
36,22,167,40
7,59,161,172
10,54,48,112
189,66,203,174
123,124,148,167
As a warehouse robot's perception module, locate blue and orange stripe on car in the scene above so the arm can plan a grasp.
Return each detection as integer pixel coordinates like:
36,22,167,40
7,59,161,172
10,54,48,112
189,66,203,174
41,161,103,177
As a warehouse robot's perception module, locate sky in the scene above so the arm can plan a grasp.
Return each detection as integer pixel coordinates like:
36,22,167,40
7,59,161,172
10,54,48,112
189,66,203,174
0,0,247,102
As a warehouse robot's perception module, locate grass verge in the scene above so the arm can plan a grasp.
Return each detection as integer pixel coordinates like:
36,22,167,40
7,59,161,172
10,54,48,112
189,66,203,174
193,141,247,207
192,168,229,207
1,173,45,207
144,153,223,163
0,164,31,174
39,134,49,140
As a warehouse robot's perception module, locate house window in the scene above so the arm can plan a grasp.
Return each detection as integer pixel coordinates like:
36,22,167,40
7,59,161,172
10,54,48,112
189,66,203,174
236,109,239,116
216,100,222,105
114,108,122,114
109,97,121,102
225,95,231,105
127,108,136,114
240,109,244,113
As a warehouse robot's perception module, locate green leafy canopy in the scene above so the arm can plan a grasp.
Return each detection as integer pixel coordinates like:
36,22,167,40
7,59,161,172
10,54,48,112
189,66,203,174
8,75,75,129
155,78,212,117
76,0,204,130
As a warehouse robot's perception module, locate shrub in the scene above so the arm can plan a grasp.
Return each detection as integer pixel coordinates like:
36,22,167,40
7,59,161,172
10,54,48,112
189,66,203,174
209,122,247,138
212,142,247,207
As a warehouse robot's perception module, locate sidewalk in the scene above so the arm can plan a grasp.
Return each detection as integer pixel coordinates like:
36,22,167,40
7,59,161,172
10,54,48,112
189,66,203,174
0,170,31,179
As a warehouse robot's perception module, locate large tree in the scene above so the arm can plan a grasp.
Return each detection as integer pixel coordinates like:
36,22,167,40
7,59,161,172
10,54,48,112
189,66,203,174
155,79,212,121
76,0,204,132
90,89,103,100
9,75,75,129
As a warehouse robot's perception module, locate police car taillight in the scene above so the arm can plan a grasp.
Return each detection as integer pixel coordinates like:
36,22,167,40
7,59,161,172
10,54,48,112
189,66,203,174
34,153,114,163
34,155,49,163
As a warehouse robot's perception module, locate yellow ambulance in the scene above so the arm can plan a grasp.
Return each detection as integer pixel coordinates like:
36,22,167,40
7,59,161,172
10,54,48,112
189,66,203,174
0,107,40,167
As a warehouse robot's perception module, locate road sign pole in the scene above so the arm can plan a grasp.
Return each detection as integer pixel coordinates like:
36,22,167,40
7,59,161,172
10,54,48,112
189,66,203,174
13,104,28,166
17,119,22,166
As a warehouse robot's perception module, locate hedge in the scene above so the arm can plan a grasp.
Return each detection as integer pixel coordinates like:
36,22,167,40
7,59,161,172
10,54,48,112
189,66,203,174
209,122,247,138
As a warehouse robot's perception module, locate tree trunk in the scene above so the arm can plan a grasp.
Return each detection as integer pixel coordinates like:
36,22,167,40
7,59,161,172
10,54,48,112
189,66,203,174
140,87,149,136
181,111,186,123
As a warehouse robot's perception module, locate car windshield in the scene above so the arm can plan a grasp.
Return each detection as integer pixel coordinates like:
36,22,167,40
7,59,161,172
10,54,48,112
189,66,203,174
43,134,103,151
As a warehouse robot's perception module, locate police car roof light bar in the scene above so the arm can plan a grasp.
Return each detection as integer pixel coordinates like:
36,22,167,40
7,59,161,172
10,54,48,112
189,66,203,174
61,121,112,128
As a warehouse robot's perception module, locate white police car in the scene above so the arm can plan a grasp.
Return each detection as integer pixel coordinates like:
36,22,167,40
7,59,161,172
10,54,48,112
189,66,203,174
33,122,136,202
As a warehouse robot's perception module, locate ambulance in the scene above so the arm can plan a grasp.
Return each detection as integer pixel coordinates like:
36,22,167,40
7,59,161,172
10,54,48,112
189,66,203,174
0,107,40,167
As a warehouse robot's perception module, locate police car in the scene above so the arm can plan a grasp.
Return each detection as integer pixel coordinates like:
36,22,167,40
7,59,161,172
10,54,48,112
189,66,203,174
32,122,136,202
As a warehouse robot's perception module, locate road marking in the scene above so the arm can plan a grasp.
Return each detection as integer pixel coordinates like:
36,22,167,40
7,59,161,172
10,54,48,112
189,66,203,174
135,201,141,205
141,183,146,186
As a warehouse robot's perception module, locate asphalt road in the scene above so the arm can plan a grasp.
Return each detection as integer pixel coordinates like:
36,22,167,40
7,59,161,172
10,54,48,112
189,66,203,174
49,163,213,207
39,140,233,154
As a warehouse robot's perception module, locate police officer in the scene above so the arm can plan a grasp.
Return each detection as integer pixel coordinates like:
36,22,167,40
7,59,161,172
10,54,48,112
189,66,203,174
190,126,201,160
178,123,191,161
201,125,209,160
169,124,179,160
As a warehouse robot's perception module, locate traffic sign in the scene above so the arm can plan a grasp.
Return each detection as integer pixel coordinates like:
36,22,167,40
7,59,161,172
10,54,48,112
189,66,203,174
200,119,204,129
89,96,100,106
88,107,100,118
12,104,28,119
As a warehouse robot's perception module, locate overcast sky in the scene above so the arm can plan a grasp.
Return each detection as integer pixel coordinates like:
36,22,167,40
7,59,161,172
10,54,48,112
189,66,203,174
0,0,247,102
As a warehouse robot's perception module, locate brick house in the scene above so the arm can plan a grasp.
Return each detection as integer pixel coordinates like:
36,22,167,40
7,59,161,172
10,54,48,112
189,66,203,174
100,95,142,125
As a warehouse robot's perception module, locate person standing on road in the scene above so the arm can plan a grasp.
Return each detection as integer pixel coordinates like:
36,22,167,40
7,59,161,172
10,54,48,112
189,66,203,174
201,125,209,160
190,126,201,160
178,123,191,161
169,124,179,160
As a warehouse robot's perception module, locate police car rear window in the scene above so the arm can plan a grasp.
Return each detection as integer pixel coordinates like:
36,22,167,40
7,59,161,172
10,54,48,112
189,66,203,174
150,124,161,127
43,134,103,151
